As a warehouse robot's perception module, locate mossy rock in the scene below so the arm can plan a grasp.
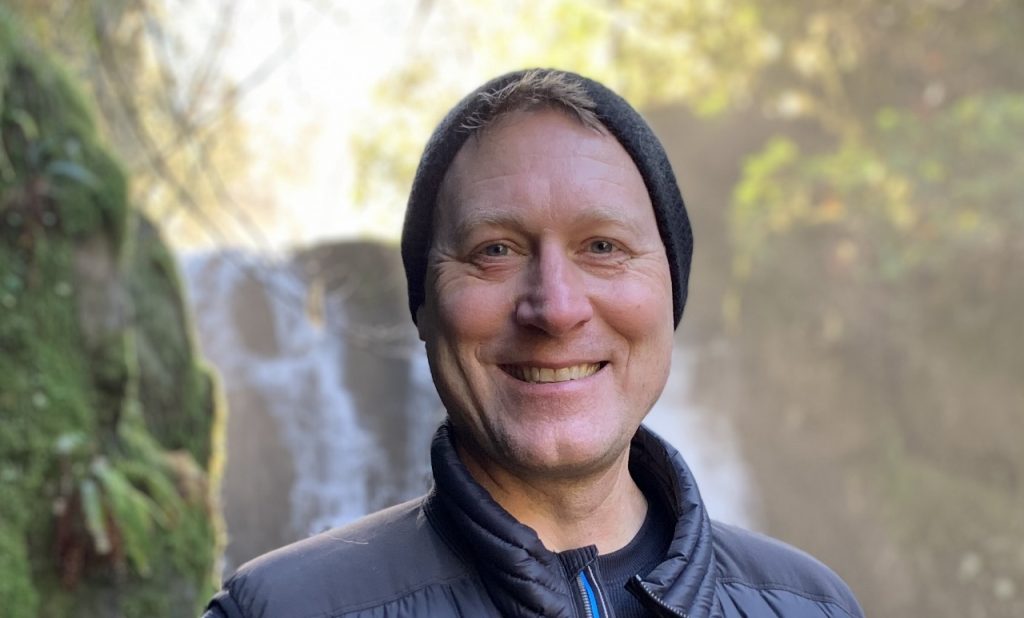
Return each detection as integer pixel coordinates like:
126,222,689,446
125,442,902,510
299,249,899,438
1,10,223,617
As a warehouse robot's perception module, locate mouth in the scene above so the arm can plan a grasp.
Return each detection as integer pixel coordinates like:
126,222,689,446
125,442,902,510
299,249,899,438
500,362,607,384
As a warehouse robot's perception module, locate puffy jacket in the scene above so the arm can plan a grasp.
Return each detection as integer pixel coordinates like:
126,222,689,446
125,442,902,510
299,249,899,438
203,424,864,617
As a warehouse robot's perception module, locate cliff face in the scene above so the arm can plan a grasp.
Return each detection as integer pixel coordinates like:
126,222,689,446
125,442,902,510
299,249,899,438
0,12,223,617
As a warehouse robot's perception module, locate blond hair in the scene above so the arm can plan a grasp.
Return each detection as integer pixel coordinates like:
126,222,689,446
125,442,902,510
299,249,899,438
460,69,605,133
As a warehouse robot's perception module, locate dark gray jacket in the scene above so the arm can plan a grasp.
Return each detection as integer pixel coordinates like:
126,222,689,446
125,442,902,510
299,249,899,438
203,424,863,617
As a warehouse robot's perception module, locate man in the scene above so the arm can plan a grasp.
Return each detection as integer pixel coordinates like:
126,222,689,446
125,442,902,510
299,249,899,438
204,69,864,618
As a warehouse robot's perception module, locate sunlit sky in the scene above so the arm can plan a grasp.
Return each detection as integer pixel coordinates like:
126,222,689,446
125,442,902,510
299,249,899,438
167,0,631,252
174,0,417,249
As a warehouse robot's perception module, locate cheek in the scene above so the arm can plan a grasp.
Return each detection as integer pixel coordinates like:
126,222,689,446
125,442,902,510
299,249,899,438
599,279,674,409
432,280,513,347
598,278,674,341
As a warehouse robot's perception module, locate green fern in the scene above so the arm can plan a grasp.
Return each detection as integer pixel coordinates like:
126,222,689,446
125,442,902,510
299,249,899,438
78,477,110,555
91,457,164,576
52,428,184,579
115,458,182,525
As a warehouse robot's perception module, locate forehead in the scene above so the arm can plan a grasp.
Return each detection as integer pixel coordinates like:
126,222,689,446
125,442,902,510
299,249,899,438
434,109,653,237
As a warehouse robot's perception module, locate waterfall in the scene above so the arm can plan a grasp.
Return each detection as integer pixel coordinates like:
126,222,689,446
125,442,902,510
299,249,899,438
646,348,757,527
180,242,755,571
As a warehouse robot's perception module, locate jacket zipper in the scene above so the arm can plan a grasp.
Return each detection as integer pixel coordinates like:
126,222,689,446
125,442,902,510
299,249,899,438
627,575,688,618
576,567,601,618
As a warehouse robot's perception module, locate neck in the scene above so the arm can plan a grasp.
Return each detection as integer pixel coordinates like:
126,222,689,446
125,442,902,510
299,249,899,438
458,445,648,554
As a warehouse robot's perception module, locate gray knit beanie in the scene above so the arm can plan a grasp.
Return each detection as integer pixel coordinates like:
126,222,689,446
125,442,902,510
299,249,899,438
401,68,693,328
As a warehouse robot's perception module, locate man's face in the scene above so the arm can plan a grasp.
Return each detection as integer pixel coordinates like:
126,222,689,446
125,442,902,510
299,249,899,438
417,109,674,480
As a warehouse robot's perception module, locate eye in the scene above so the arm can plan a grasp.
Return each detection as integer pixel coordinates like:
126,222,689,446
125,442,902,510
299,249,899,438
588,239,617,254
481,243,510,257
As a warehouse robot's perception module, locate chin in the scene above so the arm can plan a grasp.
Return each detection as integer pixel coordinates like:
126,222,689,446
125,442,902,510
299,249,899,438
498,427,633,480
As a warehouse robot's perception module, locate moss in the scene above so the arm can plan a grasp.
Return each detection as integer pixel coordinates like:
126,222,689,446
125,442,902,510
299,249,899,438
129,216,218,465
0,511,38,618
1,10,223,617
0,15,126,248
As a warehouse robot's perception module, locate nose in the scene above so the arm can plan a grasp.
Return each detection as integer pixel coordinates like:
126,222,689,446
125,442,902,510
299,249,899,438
514,244,593,335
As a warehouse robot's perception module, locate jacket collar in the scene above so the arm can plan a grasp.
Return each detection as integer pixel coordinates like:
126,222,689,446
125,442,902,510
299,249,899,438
423,422,720,618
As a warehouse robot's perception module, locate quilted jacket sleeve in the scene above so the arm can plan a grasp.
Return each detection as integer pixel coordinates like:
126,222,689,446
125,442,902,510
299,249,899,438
202,589,245,618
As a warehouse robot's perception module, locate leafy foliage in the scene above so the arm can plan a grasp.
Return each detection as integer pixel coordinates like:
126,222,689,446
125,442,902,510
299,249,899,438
733,94,1024,288
1,10,222,617
721,7,1024,614
4,0,255,249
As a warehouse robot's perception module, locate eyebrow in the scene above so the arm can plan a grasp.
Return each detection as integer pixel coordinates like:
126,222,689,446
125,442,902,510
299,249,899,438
449,209,527,242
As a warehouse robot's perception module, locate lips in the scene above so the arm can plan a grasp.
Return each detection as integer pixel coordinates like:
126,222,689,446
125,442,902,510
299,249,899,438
501,362,605,384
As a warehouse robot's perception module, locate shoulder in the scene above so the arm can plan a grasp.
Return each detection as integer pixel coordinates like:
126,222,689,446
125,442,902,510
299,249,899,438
218,497,471,618
711,521,864,617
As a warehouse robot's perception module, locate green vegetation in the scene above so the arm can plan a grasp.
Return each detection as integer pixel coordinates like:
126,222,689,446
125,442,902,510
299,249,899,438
730,91,1024,615
0,10,222,618
4,0,254,249
1,0,1020,615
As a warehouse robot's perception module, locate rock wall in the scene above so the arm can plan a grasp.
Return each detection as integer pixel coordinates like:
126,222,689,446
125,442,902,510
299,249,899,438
0,12,223,617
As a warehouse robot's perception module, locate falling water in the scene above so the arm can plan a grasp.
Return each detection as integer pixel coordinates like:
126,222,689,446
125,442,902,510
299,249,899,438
646,348,757,527
190,254,378,525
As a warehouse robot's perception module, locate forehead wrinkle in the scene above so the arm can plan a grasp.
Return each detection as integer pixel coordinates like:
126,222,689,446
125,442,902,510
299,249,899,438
569,203,657,239
448,153,642,212
449,209,530,243
570,149,633,171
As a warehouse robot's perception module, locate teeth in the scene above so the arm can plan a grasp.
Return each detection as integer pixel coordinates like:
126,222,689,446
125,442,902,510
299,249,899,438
512,363,602,383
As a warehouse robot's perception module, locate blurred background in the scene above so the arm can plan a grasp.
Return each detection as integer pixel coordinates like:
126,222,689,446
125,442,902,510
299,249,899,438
1,1,1022,616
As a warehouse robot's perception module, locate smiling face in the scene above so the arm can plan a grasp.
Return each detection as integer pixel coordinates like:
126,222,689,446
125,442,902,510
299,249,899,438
416,109,674,481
